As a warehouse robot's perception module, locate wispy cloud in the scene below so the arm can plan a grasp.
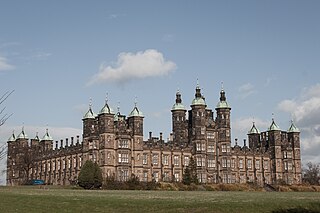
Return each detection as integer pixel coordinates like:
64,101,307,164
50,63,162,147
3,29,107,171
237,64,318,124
107,13,126,19
88,49,177,85
162,34,175,42
238,83,256,99
0,56,14,71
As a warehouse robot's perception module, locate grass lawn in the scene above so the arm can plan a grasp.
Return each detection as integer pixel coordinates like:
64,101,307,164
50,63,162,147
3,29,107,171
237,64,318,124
0,186,319,213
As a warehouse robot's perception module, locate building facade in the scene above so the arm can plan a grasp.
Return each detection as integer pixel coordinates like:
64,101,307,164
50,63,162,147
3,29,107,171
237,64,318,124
6,85,302,186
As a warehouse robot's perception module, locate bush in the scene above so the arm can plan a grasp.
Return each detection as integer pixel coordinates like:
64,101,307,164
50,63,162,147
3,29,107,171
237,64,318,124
78,160,103,189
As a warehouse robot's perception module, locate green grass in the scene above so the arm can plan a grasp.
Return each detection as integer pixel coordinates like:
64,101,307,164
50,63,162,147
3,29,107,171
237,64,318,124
0,186,319,213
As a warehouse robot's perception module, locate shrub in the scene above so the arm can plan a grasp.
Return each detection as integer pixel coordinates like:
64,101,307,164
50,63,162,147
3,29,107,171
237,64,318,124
78,160,103,189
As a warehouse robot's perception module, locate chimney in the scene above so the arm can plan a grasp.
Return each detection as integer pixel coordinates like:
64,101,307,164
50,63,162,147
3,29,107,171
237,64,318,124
71,137,74,146
76,135,80,144
243,139,247,147
66,138,69,147
149,132,152,140
160,132,163,141
60,139,63,148
55,141,58,149
235,138,238,146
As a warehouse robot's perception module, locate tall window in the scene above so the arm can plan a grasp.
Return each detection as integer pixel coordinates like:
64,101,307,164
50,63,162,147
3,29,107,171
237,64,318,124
222,158,227,168
239,159,243,169
222,144,227,153
247,159,252,169
163,155,169,166
152,154,159,165
143,172,148,182
208,159,215,168
143,154,148,165
196,143,201,151
201,143,206,151
174,155,179,166
153,172,159,182
255,160,260,169
231,159,235,168
197,157,203,167
164,172,169,182
174,173,180,182
207,144,214,153
207,132,215,139
118,153,129,163
264,160,269,170
226,145,230,153
184,156,189,166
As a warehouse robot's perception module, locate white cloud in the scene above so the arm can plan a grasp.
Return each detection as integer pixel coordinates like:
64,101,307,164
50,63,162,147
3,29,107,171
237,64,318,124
88,49,177,85
277,83,320,163
238,83,256,99
0,56,14,71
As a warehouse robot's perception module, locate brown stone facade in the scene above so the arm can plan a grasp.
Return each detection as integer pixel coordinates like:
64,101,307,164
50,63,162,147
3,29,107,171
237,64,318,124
6,85,302,186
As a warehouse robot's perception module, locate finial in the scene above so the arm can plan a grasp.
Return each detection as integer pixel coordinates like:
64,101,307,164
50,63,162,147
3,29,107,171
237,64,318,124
272,113,274,121
196,78,199,88
117,101,120,113
134,96,137,107
89,98,92,108
22,123,25,132
221,81,224,90
105,92,109,104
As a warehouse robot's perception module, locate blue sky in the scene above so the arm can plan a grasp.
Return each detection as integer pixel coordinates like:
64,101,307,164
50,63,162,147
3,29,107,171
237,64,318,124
1,0,320,183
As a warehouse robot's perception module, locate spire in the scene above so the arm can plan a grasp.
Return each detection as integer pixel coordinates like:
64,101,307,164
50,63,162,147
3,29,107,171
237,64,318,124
8,130,16,142
248,122,260,134
191,80,206,106
288,120,300,133
172,89,186,111
129,99,144,118
42,128,53,141
195,79,202,98
176,90,182,104
99,93,114,115
34,132,40,141
269,117,280,131
17,125,28,139
83,98,97,119
216,82,230,109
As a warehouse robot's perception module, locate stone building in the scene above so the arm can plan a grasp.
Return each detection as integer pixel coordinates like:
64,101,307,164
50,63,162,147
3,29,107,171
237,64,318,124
6,84,302,186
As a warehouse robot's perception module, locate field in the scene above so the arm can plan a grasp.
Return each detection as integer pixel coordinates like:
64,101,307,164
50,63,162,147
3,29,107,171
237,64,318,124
0,186,319,213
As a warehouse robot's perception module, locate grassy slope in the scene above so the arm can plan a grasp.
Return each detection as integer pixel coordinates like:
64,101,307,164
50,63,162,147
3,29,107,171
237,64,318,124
0,186,319,213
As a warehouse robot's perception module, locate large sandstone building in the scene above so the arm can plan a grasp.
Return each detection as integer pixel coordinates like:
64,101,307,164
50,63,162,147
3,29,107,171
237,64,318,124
6,84,302,186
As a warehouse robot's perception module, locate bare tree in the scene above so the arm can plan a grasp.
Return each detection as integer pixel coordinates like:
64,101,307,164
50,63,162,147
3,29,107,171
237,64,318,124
0,90,14,161
302,162,320,185
0,90,14,127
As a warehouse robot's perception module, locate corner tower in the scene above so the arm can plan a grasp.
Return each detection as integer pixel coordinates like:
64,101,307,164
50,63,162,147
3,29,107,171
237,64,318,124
171,90,187,145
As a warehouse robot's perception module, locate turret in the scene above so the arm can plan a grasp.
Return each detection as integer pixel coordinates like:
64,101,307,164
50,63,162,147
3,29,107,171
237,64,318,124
189,82,207,141
16,127,29,147
82,101,97,138
98,96,115,134
287,120,302,184
215,85,231,144
41,129,53,151
267,118,282,184
248,122,261,149
171,90,187,144
127,101,144,136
